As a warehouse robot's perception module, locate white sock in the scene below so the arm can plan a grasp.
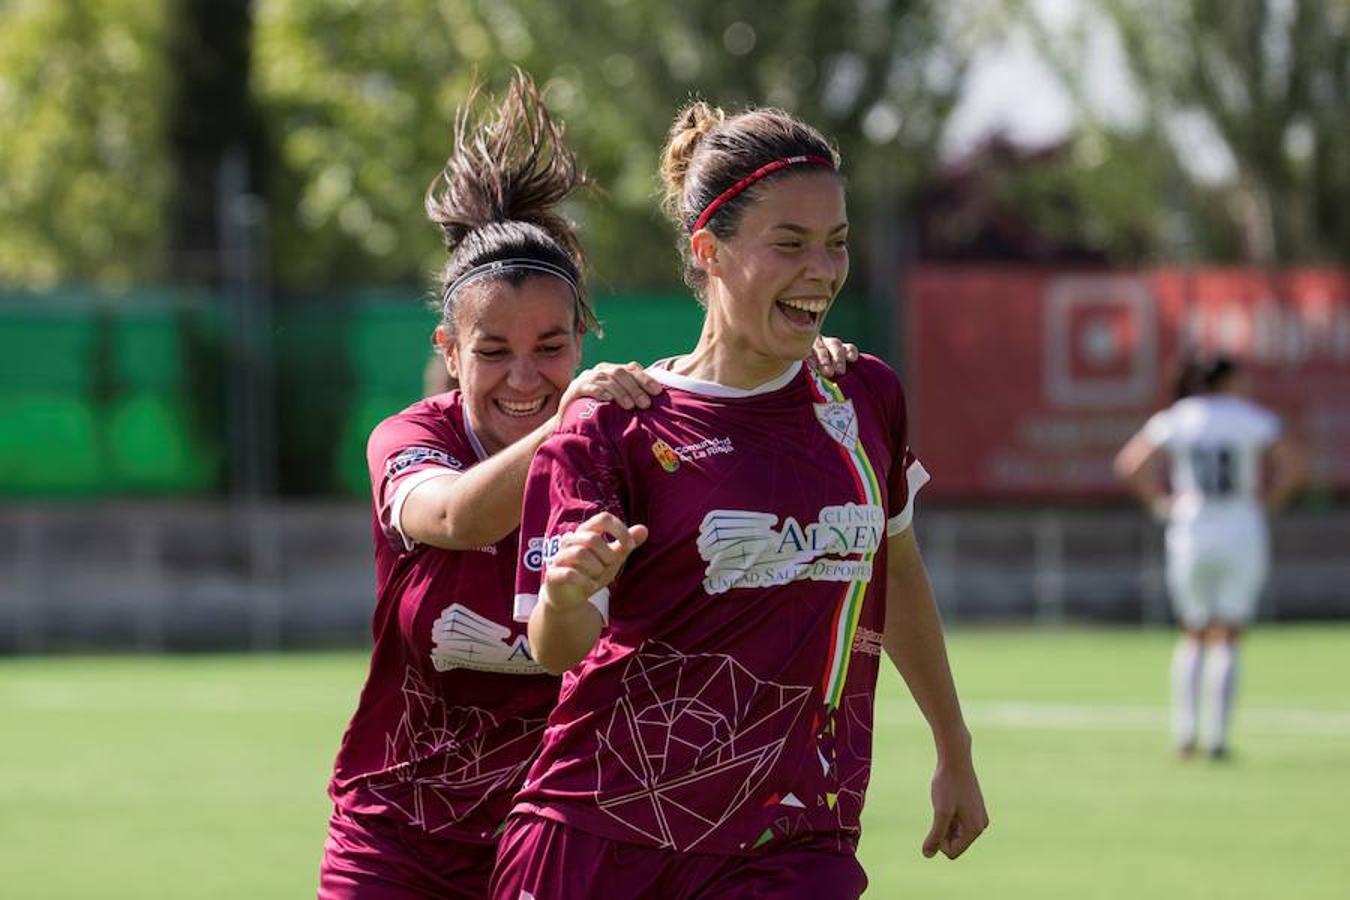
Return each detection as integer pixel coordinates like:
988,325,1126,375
1170,637,1203,750
1202,642,1239,753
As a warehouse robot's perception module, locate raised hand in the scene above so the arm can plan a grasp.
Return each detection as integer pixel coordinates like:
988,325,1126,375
810,335,859,377
543,511,649,612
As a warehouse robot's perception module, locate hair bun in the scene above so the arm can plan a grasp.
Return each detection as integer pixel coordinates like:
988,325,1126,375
659,101,726,227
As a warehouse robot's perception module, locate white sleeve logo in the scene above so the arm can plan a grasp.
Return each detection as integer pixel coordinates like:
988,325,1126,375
430,603,544,674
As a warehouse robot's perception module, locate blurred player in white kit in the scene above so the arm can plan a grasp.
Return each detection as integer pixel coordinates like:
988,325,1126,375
1116,355,1304,760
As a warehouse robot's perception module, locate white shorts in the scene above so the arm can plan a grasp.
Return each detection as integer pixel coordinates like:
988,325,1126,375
1164,514,1269,629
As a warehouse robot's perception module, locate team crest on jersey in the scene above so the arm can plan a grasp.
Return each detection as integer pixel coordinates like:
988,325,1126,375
814,400,858,449
430,603,543,674
651,438,681,473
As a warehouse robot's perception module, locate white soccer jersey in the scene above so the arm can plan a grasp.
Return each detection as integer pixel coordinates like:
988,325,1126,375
1143,395,1281,519
1143,394,1282,626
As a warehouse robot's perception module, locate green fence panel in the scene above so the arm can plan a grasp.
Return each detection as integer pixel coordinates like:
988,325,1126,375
0,393,103,494
348,291,438,394
0,306,99,391
105,393,219,491
113,312,183,390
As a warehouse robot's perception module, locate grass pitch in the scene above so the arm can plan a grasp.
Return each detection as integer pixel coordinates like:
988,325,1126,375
2,625,1346,898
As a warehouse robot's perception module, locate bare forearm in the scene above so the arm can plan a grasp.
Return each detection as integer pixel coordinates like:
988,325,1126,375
528,588,603,675
416,415,558,549
884,555,971,758
1264,439,1305,514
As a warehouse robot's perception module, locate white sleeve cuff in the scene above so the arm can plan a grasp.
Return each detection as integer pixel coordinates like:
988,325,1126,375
513,588,611,625
887,459,931,535
390,468,460,550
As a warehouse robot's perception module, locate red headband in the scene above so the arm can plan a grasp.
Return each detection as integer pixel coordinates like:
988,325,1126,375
691,154,835,233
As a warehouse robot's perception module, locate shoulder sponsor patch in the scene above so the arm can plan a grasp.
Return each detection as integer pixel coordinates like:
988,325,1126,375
387,446,463,477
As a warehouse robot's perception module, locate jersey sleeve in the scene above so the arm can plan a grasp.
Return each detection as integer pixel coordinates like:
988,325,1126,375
863,357,929,536
1254,406,1282,445
366,413,469,551
1141,409,1174,448
513,401,629,624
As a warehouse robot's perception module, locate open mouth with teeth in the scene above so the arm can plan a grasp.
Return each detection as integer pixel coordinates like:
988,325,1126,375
776,296,829,328
495,396,549,417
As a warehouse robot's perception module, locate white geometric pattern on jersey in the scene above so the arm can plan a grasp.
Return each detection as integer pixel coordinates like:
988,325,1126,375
591,641,813,850
431,603,544,674
364,666,546,834
697,506,882,595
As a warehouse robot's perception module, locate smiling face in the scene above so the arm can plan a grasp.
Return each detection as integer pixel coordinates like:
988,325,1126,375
696,171,849,371
445,275,582,455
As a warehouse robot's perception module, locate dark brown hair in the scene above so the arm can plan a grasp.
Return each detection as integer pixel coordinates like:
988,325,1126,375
658,102,841,297
426,72,599,336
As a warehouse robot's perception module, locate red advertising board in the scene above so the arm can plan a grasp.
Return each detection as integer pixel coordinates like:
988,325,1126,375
907,266,1350,500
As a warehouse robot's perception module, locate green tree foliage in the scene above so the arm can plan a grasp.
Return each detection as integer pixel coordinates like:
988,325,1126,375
1013,0,1348,263
253,0,977,292
0,0,170,285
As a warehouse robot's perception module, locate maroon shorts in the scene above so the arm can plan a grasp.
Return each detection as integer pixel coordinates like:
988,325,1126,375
317,807,496,899
490,813,867,899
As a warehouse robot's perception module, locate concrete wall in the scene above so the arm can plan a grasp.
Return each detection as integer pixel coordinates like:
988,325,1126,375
1,503,1346,653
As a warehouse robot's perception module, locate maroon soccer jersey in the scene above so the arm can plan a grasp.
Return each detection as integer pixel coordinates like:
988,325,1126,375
512,356,929,855
328,391,560,843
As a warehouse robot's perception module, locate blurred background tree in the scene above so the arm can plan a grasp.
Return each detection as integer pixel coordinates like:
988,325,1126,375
252,0,990,297
1,0,1345,291
1005,0,1348,264
0,0,171,285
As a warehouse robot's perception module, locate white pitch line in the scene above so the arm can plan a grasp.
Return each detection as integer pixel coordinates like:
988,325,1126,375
880,700,1350,737
8,684,1350,737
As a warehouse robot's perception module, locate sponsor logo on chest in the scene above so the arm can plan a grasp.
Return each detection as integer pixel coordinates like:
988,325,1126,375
430,603,543,674
651,435,737,473
697,503,883,595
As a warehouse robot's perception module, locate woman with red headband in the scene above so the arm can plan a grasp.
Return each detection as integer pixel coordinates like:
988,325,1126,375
492,103,988,898
319,78,860,898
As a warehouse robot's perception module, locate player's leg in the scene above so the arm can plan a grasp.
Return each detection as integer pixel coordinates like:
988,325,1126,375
1165,545,1208,757
1201,544,1266,759
1199,622,1241,760
318,808,495,900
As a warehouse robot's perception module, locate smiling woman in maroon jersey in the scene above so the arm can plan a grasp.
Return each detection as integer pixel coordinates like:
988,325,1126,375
496,103,988,898
318,75,859,899
315,74,666,899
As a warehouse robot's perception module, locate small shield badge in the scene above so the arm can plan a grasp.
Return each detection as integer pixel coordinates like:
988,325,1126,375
651,438,681,473
814,400,858,449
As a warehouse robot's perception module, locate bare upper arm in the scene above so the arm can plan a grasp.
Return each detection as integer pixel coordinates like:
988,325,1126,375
1114,432,1162,480
394,469,464,549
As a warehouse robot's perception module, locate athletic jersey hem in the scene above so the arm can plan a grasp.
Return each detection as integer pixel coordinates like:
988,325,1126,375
508,801,859,858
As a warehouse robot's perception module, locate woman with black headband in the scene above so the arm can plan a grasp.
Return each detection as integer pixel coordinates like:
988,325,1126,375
495,102,987,898
317,76,859,899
